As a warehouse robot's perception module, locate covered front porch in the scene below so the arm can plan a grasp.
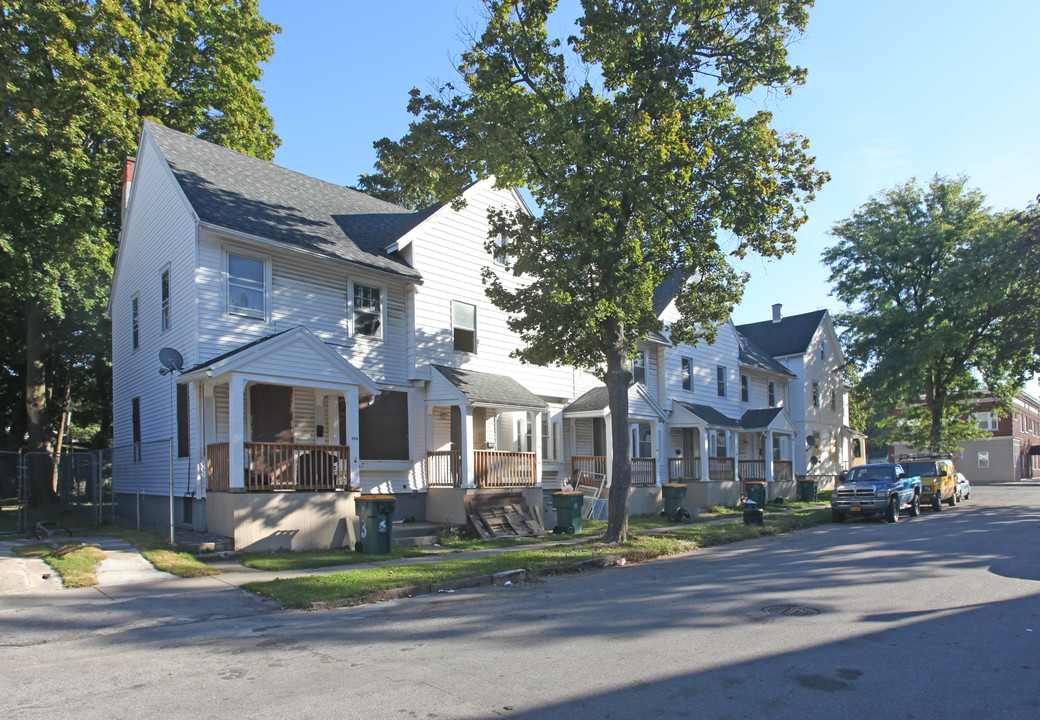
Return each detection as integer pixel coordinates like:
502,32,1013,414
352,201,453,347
178,327,381,550
422,365,551,525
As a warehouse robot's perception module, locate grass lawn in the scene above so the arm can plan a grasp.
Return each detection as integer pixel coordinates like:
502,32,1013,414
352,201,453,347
244,508,832,609
14,542,107,588
241,546,430,571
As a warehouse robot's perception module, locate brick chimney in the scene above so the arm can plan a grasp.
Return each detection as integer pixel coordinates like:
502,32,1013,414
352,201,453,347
771,303,783,323
122,156,136,214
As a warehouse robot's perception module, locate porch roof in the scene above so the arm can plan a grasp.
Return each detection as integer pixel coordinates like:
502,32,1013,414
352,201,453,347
431,365,547,411
673,401,742,429
564,384,667,420
177,326,381,395
740,407,796,434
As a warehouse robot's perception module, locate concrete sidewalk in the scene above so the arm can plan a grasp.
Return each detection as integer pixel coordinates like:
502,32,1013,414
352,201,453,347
0,508,803,602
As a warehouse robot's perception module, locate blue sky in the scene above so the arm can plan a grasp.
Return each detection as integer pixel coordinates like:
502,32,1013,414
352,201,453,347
255,0,1040,332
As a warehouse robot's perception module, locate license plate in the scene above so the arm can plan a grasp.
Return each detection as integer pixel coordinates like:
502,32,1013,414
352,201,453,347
850,506,861,512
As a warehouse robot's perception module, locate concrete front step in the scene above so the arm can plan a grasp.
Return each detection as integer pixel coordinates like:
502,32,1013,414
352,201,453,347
391,521,455,548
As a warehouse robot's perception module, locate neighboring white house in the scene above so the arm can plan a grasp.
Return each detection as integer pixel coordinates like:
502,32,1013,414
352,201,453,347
111,121,843,550
737,305,866,483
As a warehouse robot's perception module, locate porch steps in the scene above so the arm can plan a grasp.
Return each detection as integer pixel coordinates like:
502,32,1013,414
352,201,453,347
392,521,454,548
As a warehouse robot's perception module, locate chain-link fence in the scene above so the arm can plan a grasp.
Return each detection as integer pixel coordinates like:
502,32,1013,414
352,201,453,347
0,441,174,533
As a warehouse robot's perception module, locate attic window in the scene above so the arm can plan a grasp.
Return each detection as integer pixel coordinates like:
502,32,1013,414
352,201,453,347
227,253,266,319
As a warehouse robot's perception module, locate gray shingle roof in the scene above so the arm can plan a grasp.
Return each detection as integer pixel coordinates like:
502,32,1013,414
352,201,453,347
674,401,742,428
144,121,423,281
564,386,609,414
740,408,784,430
735,310,827,357
737,332,796,377
433,366,547,409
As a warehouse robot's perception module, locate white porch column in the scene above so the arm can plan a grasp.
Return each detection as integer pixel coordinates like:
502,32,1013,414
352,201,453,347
654,418,666,485
460,405,475,488
228,373,246,490
765,430,775,483
343,386,360,483
533,411,543,487
700,428,711,482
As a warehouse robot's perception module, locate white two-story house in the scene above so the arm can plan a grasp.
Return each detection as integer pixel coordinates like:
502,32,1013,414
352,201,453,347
737,305,865,483
111,121,840,550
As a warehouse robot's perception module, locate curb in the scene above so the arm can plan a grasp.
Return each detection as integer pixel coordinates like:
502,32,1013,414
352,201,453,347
307,554,628,610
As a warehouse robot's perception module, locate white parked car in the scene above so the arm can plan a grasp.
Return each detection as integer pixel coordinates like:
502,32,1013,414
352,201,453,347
955,472,971,502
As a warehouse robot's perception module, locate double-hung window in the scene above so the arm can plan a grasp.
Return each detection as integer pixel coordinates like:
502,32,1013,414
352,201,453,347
353,283,382,338
740,374,749,402
453,301,476,353
227,253,266,319
716,366,726,397
160,267,171,332
632,351,646,385
681,358,693,391
131,295,139,350
767,381,776,407
812,382,820,408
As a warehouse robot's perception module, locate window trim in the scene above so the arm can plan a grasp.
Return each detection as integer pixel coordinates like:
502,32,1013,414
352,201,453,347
225,250,269,321
740,374,749,403
830,389,837,411
160,264,171,333
492,235,507,265
349,279,385,341
812,382,820,408
767,381,775,407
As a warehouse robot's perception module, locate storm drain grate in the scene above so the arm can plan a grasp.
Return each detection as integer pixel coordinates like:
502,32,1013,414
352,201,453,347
762,604,820,617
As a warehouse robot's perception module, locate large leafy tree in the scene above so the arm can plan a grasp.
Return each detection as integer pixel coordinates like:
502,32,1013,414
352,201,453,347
364,0,827,541
824,176,1040,453
0,0,278,500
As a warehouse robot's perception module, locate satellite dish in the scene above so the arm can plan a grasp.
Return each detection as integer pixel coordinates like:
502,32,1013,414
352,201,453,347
158,347,184,374
806,435,817,448
809,455,820,467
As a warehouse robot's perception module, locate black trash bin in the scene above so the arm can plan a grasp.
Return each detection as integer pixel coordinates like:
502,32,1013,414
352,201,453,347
797,478,818,502
355,494,396,554
743,481,766,506
552,491,584,534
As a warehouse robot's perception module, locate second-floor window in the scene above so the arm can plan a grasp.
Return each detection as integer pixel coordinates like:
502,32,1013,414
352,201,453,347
160,267,170,332
352,283,382,338
767,381,776,407
632,351,646,385
716,366,726,397
131,295,139,350
812,382,820,408
741,374,749,402
453,301,476,353
492,235,507,264
830,389,837,411
681,357,692,390
227,253,266,319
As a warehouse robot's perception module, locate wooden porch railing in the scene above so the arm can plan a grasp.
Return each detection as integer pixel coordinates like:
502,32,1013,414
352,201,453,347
774,460,793,481
475,450,537,488
708,456,735,482
426,450,538,488
631,457,656,486
206,442,351,492
668,457,701,482
739,459,767,481
572,456,607,480
207,442,230,491
427,450,461,487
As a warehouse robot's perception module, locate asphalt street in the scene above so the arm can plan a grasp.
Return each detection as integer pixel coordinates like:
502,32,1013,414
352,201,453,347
2,485,1038,720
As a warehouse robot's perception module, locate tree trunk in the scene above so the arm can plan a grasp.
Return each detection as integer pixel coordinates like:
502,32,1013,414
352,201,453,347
25,296,55,507
601,333,633,544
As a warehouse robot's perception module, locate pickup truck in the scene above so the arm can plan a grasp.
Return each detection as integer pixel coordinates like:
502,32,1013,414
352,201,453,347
831,463,922,523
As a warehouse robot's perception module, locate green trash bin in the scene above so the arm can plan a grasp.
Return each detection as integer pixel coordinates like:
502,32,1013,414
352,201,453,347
744,481,766,507
355,494,396,554
797,478,818,502
662,483,688,515
552,490,584,534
